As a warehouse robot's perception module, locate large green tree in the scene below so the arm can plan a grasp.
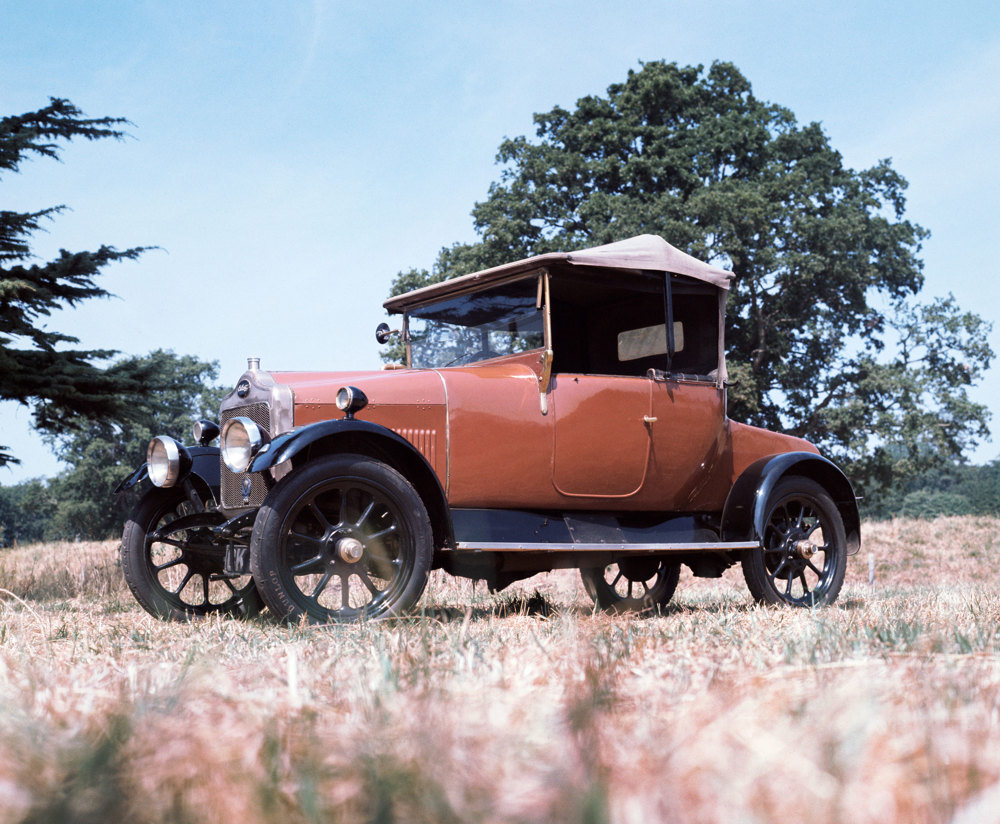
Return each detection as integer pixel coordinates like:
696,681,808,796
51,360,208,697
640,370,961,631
1,98,151,466
386,61,992,495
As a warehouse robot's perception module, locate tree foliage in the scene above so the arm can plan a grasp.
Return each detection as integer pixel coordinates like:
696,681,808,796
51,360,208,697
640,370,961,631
814,295,993,490
864,458,1000,519
1,98,152,466
386,61,993,493
39,350,227,541
0,350,225,544
0,479,56,546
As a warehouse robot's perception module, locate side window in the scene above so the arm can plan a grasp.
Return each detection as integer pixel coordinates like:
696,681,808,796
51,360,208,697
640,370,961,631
549,271,718,378
670,291,719,377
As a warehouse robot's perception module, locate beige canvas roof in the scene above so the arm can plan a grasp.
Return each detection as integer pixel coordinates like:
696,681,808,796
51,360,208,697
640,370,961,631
383,234,734,313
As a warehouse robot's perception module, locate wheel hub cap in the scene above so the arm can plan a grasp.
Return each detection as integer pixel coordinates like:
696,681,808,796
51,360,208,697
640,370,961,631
794,539,816,560
336,536,364,564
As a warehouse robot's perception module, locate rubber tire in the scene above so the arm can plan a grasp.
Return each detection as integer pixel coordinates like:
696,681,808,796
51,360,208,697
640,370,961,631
121,488,264,621
581,558,681,613
250,454,434,623
741,476,847,607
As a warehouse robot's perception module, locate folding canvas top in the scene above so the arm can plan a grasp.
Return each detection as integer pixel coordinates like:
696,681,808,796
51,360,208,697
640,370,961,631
384,234,733,313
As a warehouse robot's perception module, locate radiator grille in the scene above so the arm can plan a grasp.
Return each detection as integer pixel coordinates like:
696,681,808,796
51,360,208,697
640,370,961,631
221,403,271,510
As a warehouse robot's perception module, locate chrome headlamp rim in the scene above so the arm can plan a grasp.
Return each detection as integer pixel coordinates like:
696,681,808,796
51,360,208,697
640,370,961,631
221,416,267,474
147,435,182,488
336,385,369,417
335,386,355,411
192,419,220,446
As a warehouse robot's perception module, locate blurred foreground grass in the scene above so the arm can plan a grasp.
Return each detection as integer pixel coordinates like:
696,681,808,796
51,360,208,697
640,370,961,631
0,516,998,823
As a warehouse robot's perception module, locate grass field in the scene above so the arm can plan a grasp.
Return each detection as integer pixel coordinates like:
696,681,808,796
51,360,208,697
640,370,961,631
0,516,998,823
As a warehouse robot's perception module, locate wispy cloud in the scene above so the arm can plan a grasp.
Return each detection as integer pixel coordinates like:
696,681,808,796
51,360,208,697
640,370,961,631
293,0,326,90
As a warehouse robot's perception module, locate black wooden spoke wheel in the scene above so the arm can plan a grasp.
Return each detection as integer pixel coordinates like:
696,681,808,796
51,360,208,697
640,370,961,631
121,488,264,621
581,556,681,613
250,454,433,623
741,477,847,607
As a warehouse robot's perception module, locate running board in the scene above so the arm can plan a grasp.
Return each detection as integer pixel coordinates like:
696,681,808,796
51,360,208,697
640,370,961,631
452,540,759,553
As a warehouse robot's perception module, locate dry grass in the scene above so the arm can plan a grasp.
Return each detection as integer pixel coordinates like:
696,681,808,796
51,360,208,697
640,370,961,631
1,517,999,823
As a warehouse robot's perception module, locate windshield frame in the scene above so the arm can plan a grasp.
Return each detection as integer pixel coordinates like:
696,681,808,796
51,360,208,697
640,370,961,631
402,272,547,369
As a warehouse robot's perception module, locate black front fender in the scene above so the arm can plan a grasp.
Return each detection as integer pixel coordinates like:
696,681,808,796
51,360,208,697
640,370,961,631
114,445,222,503
721,452,861,555
249,419,430,475
248,418,454,550
114,463,149,494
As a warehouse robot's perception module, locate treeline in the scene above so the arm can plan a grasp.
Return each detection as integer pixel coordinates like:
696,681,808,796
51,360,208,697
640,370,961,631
0,477,100,546
1,88,996,547
863,459,1000,520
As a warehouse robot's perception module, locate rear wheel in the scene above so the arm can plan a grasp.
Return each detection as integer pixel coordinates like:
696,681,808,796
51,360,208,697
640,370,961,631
121,488,263,620
581,556,681,613
250,454,434,623
741,477,847,606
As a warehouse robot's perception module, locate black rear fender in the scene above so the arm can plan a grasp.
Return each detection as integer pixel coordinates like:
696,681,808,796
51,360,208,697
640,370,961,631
721,452,861,555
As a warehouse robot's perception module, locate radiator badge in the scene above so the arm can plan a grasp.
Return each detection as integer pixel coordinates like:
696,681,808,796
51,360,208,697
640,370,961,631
241,477,252,503
236,379,251,398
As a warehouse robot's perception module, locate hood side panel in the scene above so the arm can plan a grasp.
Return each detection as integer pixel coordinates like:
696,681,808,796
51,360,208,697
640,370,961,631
283,369,450,491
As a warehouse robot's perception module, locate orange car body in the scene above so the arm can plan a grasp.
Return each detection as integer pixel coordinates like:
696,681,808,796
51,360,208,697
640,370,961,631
274,363,816,514
124,235,859,621
216,235,859,570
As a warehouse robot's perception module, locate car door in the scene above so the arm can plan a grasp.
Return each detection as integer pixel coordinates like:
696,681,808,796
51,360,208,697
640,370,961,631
550,373,652,497
646,378,730,510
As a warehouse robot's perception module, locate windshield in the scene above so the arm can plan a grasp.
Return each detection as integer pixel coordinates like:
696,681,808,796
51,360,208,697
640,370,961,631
406,276,544,368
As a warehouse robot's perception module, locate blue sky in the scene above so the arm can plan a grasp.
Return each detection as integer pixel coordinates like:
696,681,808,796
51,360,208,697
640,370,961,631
2,0,998,482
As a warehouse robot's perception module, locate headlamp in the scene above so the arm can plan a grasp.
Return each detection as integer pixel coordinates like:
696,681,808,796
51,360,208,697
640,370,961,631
335,386,369,419
192,419,220,445
146,436,190,487
221,416,268,473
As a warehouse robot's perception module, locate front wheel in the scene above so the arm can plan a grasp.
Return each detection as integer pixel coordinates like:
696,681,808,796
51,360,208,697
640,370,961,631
250,454,434,623
741,477,847,606
581,556,681,613
121,488,264,620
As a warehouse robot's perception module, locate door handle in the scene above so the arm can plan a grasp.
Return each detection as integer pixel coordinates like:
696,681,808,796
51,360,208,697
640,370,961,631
643,416,658,424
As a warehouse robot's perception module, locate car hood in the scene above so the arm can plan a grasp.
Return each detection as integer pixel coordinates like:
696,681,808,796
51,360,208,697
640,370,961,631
271,368,448,409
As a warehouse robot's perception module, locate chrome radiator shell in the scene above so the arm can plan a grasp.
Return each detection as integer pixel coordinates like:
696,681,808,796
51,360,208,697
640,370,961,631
218,362,293,512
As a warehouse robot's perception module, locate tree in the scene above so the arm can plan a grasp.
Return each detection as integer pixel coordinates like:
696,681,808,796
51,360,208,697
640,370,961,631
813,295,992,490
864,456,1000,519
1,98,151,466
385,61,992,495
0,479,56,546
41,350,227,541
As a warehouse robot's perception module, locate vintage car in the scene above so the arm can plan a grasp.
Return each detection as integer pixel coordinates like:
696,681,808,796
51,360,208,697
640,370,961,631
118,234,860,622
